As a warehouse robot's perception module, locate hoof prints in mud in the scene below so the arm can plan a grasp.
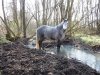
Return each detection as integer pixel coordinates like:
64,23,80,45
0,42,100,75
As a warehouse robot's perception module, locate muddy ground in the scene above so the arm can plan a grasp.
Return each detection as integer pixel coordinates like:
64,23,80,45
0,39,100,75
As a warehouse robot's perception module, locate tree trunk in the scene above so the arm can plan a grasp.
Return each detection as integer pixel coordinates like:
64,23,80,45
20,0,26,38
42,0,46,24
2,0,12,40
97,0,100,34
12,0,20,36
68,0,74,36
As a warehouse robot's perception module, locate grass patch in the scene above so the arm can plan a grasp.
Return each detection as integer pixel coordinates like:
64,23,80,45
0,37,10,44
74,33,100,46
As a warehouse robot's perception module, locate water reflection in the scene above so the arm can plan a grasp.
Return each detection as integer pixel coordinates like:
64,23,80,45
46,45,100,72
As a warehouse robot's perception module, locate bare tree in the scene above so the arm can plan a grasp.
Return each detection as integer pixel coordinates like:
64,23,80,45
20,0,26,38
96,0,100,34
67,0,74,36
1,0,16,41
35,0,41,27
12,0,20,36
42,0,47,24
59,0,65,21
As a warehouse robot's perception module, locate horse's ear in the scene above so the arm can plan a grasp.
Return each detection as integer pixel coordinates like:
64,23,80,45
61,18,64,22
64,19,68,22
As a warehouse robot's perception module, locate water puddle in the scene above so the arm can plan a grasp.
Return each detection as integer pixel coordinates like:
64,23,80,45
46,45,100,72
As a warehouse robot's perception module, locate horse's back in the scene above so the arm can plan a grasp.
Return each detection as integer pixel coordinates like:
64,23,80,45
36,25,58,40
37,25,51,35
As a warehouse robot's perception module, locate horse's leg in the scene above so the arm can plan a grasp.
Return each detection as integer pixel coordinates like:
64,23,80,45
57,40,61,53
36,39,39,49
42,42,45,50
38,40,42,50
36,39,42,50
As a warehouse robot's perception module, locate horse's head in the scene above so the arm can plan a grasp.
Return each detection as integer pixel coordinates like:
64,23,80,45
63,19,68,30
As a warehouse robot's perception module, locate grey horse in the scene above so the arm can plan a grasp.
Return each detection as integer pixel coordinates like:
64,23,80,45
36,19,68,52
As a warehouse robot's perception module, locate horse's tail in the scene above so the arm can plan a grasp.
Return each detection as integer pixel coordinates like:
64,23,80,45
35,31,39,49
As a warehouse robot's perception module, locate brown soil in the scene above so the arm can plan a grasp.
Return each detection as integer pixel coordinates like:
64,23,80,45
0,40,100,75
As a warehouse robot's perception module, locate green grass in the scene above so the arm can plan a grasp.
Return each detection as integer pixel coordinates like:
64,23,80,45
0,37,10,44
74,33,100,46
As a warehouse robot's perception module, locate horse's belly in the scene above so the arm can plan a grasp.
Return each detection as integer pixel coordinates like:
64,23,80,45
44,34,56,40
44,29,58,40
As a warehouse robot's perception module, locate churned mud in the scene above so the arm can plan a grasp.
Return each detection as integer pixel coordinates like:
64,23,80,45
0,39,100,75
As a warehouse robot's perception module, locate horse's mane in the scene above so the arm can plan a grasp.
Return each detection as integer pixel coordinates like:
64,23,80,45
56,21,64,30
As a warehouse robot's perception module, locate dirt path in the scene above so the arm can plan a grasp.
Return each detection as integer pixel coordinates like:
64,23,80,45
0,41,100,75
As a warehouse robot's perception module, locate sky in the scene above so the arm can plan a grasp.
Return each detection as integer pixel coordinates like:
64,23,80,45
0,0,35,17
0,0,98,20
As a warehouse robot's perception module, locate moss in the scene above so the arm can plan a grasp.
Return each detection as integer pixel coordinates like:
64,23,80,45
74,33,100,46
